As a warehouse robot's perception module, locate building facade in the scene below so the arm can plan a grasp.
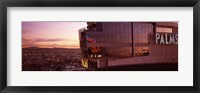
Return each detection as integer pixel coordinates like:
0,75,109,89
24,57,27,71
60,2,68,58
79,22,178,69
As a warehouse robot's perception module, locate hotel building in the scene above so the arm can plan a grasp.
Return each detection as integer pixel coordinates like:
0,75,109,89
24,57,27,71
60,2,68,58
79,22,178,70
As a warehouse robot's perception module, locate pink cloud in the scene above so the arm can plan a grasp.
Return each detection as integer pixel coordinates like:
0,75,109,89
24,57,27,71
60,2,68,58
33,38,65,42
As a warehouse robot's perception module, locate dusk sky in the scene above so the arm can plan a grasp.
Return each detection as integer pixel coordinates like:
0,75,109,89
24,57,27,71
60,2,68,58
22,22,87,48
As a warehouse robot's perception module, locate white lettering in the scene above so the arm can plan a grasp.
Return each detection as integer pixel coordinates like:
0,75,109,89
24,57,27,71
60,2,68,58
155,33,178,44
169,34,175,44
156,33,160,44
165,34,169,44
160,34,165,44
175,34,178,44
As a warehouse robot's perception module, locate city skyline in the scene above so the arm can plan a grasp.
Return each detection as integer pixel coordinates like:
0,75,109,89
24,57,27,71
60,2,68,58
22,22,178,71
22,22,87,48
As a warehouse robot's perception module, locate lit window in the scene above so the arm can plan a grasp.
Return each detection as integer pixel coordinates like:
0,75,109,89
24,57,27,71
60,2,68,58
135,47,149,56
98,55,102,57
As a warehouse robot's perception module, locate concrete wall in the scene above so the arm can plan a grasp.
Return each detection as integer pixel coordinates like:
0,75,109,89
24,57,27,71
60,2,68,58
107,44,178,67
108,55,178,67
149,44,178,56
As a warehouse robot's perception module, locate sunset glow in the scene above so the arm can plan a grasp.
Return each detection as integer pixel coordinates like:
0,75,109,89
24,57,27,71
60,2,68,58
22,22,87,48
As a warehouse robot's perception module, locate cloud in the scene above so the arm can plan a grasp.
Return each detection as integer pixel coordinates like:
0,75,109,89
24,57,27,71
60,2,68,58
22,38,79,48
22,38,38,48
28,44,79,48
22,38,31,42
22,30,31,33
34,38,65,42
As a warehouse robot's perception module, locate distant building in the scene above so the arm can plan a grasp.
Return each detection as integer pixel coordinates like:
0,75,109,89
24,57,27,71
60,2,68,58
79,22,178,69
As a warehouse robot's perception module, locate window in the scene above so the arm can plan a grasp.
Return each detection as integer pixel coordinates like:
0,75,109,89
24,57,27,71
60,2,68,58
135,47,149,56
133,23,153,44
133,23,153,56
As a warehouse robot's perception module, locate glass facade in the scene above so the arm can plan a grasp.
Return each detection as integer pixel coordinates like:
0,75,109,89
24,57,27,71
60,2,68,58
102,22,132,58
133,23,153,56
79,22,178,68
83,22,132,59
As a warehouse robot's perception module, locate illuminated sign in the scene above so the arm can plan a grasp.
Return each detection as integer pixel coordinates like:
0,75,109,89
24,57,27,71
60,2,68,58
156,33,178,44
81,59,88,68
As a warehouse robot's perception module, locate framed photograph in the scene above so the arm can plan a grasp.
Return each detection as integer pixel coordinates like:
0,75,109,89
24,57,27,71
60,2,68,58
0,0,199,93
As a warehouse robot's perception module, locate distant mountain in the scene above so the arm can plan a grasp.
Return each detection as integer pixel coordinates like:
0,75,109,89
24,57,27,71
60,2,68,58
27,46,39,49
23,47,80,50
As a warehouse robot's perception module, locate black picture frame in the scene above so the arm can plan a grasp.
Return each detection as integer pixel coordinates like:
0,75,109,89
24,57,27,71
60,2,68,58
0,0,199,93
